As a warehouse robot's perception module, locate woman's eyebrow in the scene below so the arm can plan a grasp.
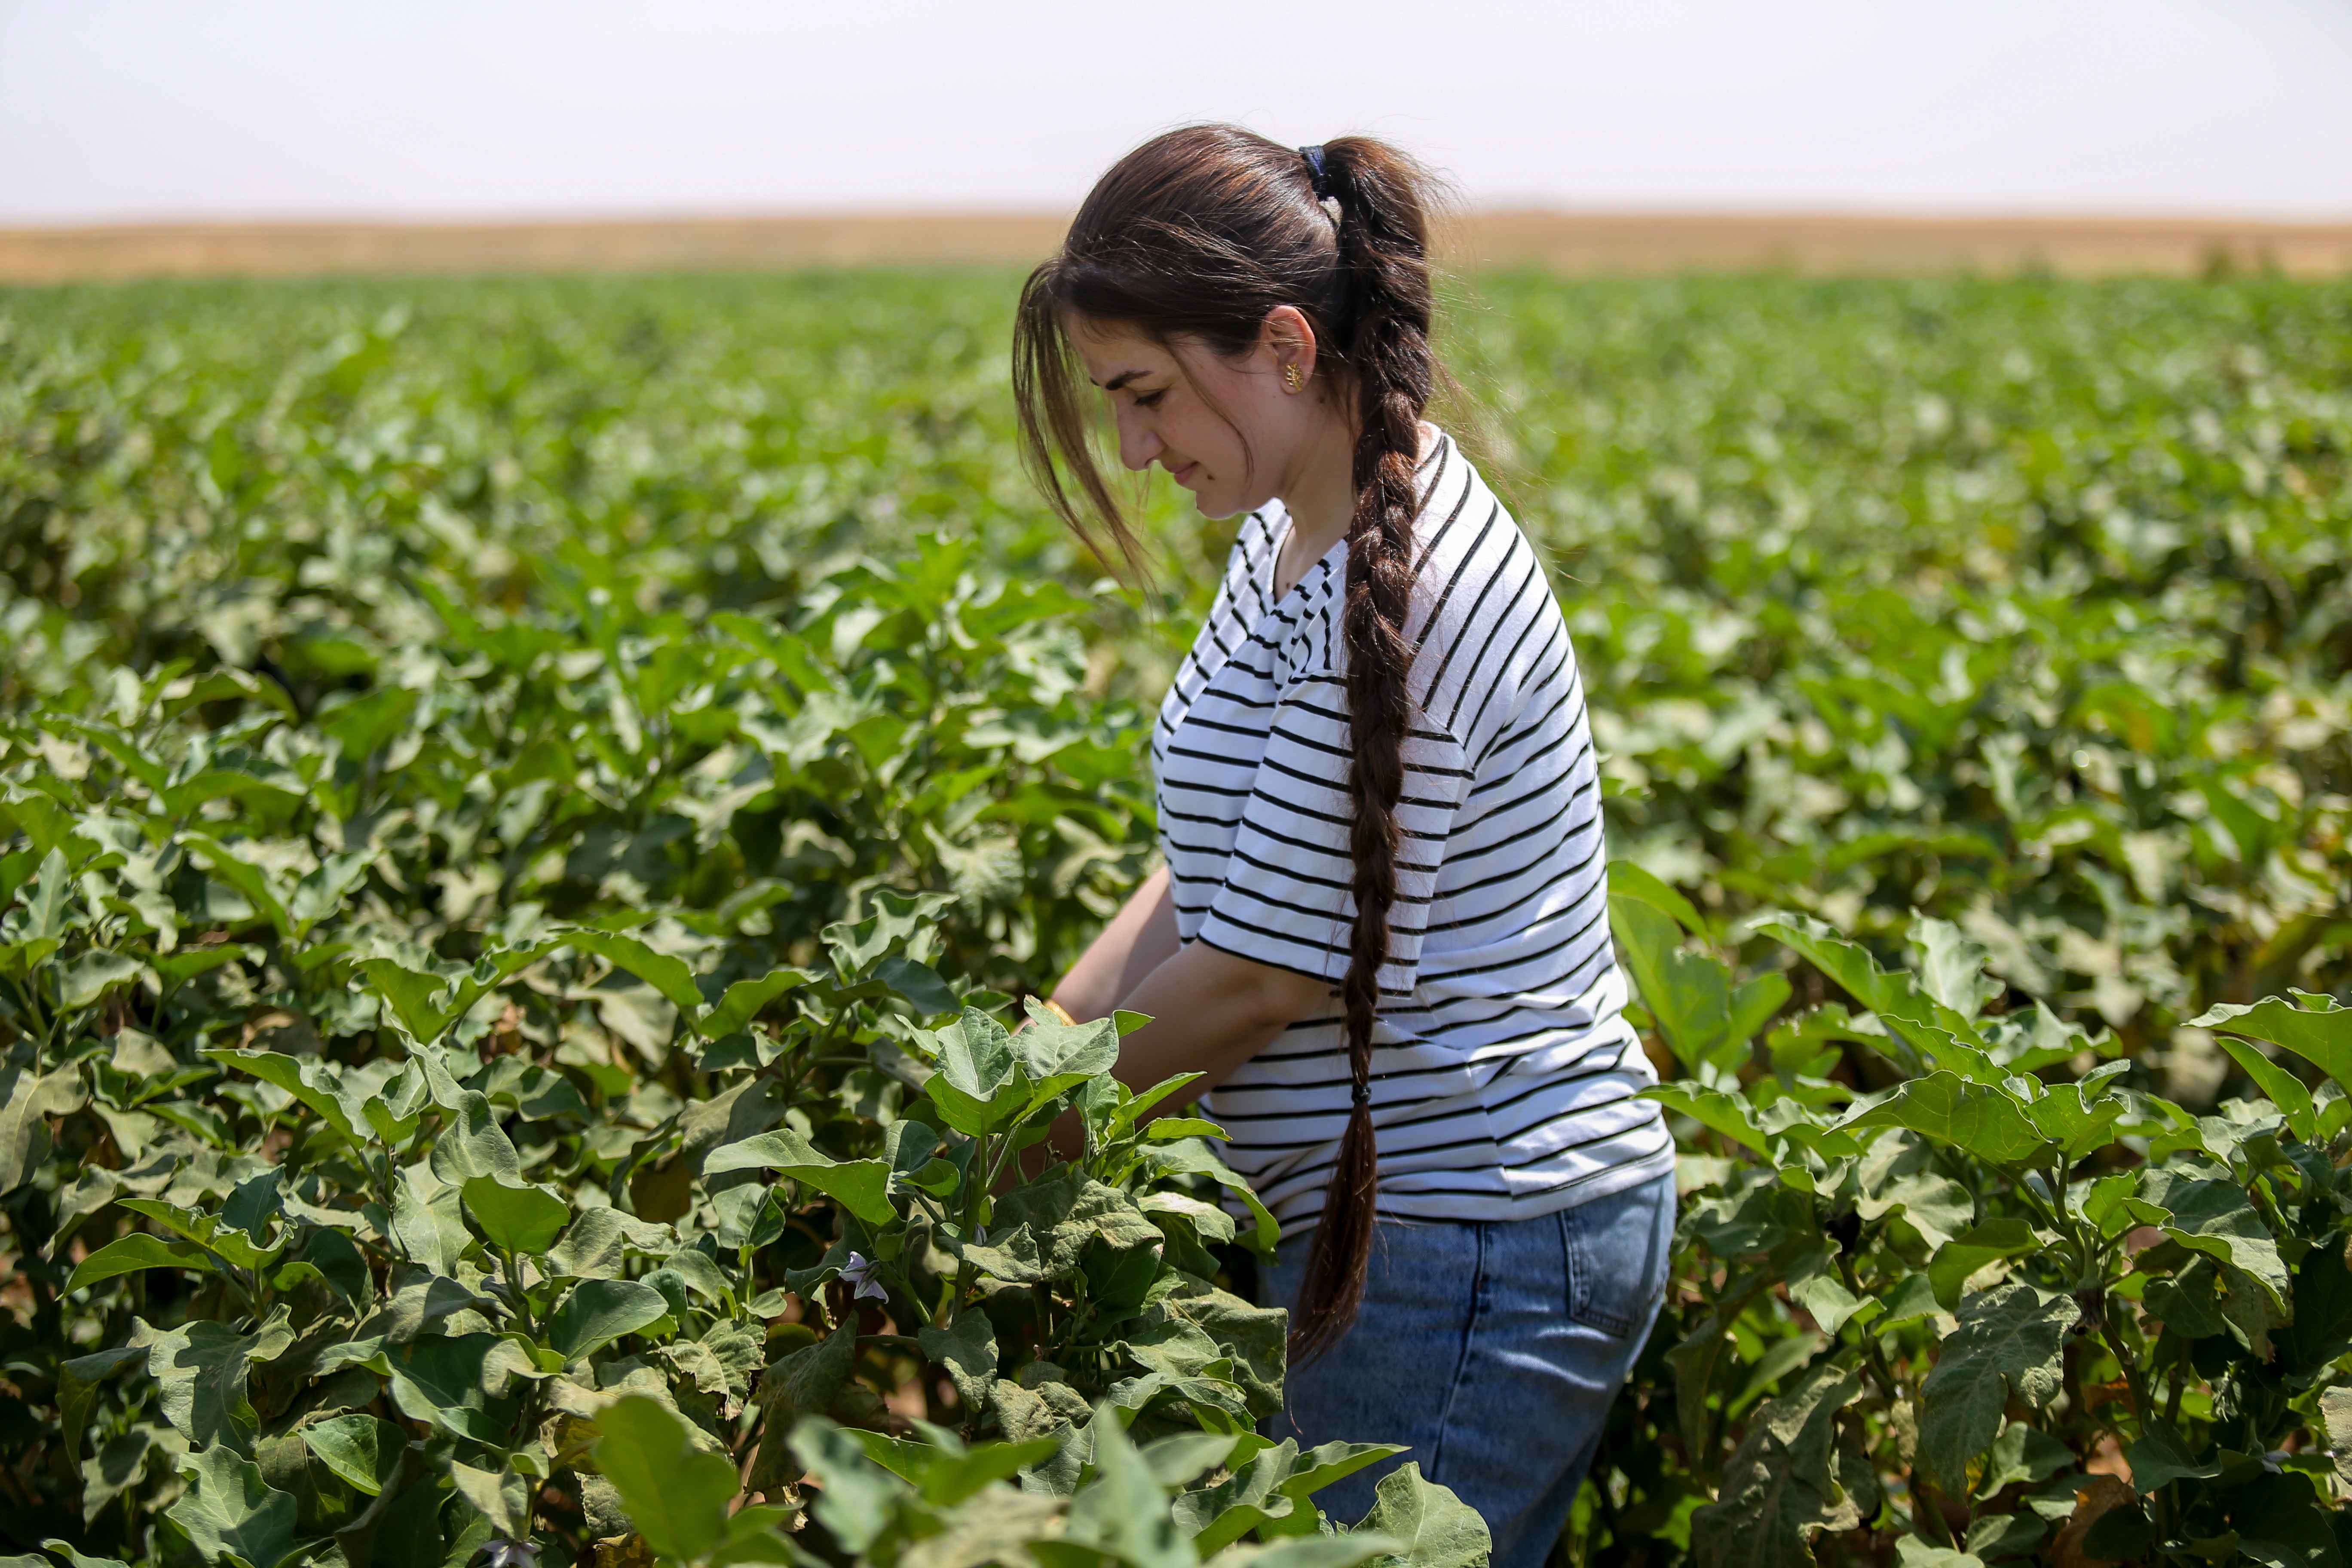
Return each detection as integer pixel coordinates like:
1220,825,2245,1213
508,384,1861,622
1097,368,1151,391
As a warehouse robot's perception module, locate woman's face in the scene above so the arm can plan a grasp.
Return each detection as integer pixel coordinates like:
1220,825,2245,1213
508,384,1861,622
1068,311,1324,522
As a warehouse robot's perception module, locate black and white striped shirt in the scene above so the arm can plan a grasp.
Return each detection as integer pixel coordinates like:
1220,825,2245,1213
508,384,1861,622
1155,434,1672,1230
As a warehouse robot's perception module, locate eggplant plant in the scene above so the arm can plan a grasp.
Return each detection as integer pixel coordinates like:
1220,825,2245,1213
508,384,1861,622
1578,866,2352,1567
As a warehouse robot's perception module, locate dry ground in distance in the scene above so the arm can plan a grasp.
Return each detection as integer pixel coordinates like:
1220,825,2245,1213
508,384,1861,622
3,211,2350,285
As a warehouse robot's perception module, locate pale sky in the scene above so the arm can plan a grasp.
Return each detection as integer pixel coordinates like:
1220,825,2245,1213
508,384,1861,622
3,0,2349,225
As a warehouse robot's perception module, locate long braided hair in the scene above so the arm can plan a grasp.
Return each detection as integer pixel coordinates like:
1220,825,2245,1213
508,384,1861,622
1012,126,1442,1358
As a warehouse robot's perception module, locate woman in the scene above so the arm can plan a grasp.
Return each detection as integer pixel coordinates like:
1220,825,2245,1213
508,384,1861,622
1014,127,1675,1568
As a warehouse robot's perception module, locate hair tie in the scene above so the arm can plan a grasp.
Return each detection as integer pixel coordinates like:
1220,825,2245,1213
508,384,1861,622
1299,145,1334,202
1351,1079,1371,1107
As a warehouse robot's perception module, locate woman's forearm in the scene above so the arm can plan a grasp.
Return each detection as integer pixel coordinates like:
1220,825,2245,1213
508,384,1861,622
1051,865,1181,1022
1106,938,1330,1107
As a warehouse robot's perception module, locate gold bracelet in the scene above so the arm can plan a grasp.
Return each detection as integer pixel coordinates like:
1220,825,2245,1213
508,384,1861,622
1040,997,1078,1026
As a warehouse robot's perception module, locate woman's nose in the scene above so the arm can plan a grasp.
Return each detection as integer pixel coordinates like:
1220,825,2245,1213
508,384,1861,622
1115,407,1161,472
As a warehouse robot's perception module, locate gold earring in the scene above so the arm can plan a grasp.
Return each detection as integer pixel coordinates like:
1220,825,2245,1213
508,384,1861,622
1283,364,1304,392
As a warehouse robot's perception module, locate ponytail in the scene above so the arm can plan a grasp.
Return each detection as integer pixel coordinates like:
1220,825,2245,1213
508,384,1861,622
1010,125,1446,1360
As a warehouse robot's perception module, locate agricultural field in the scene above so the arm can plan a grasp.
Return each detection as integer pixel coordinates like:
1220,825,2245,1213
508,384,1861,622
0,268,2349,1568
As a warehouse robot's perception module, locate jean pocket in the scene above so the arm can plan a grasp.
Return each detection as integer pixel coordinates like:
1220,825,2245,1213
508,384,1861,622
1563,1176,1673,1338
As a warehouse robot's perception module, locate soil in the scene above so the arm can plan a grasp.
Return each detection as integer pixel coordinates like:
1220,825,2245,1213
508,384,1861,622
2,210,2348,285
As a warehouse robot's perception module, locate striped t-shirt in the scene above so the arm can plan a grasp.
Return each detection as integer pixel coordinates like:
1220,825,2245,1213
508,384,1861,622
1155,433,1673,1230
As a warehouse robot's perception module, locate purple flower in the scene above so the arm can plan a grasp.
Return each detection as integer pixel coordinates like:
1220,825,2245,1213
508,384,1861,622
841,1251,888,1302
484,1540,539,1568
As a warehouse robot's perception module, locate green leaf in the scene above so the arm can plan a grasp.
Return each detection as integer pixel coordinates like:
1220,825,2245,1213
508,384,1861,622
874,956,958,1016
821,888,958,977
790,1415,907,1553
356,958,455,1046
135,1314,295,1455
1917,1283,2076,1491
450,1462,532,1539
1607,858,1707,936
58,1345,148,1462
1063,1400,1195,1568
2212,1035,2317,1143
692,965,818,1038
1760,915,1991,1063
562,930,705,1012
301,1414,406,1497
1974,1421,2074,1499
461,1176,571,1256
547,1278,670,1360
594,1394,741,1563
704,1127,896,1225
1926,1220,2044,1309
1641,1082,1775,1155
116,1198,282,1271
2125,1425,2221,1494
2193,991,2352,1089
1910,917,2002,1020
1,1063,90,1193
166,1443,299,1568
67,1232,219,1292
205,1048,369,1142
428,1090,524,1183
1838,1072,2044,1165
1690,1363,1868,1568
1614,896,1783,1078
377,1333,523,1445
1354,1461,1491,1568
57,949,145,1009
2138,1169,2291,1309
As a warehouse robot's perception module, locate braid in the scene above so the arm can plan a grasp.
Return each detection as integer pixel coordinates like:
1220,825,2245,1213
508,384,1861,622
1289,138,1436,1363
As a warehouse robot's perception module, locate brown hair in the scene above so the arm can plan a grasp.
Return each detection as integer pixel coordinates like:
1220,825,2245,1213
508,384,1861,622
1012,125,1442,1358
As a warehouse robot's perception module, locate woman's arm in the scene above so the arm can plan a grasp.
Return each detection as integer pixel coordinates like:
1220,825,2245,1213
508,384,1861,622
1102,939,1329,1102
1041,867,1330,1157
1050,865,1182,1023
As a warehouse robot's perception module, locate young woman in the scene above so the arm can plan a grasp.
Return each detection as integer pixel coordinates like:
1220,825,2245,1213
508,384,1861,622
1014,126,1676,1568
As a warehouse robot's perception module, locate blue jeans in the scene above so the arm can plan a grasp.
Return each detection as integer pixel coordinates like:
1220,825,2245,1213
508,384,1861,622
1259,1173,1676,1568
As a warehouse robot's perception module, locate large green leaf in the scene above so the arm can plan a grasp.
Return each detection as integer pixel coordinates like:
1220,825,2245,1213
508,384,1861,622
1760,915,1991,1064
1354,1462,1485,1568
1613,895,1785,1078
134,1314,296,1456
1838,1072,2043,1165
378,1333,524,1445
1917,1283,2075,1490
703,1127,896,1225
115,1197,282,1271
563,930,705,1011
692,965,818,1038
592,1395,741,1562
301,1414,407,1497
1,1063,90,1193
546,1278,670,1361
1061,1401,1195,1568
2138,1169,2291,1308
166,1443,300,1568
790,1415,909,1554
2193,992,2352,1088
461,1175,572,1256
1690,1363,1867,1568
67,1232,220,1292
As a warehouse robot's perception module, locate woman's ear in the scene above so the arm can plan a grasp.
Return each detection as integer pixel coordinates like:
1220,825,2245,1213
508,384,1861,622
1262,304,1319,390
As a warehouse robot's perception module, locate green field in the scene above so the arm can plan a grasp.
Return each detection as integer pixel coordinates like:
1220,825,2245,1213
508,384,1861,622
3,271,2349,1568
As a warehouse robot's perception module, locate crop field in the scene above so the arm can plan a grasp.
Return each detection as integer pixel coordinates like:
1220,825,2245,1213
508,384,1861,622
1,269,2349,1568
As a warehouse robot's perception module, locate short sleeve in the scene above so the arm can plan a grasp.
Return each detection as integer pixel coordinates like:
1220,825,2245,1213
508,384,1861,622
1193,672,1473,995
